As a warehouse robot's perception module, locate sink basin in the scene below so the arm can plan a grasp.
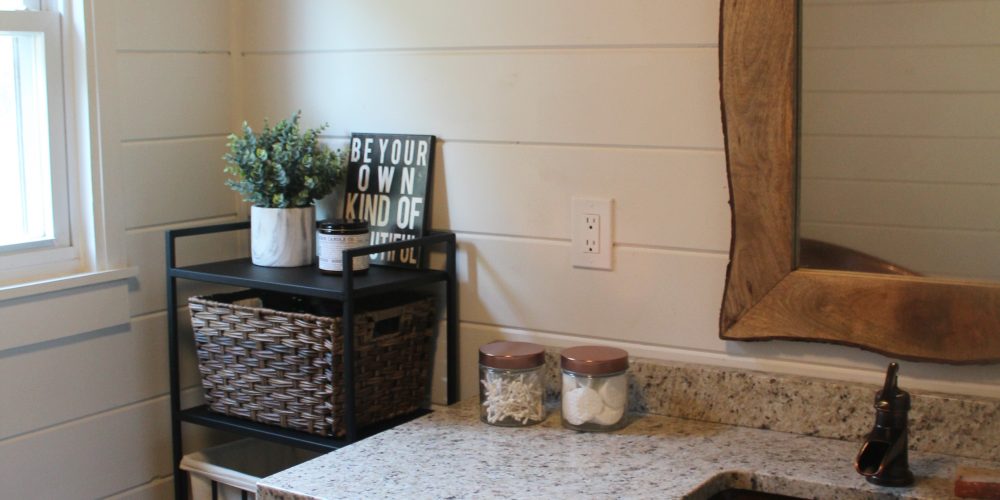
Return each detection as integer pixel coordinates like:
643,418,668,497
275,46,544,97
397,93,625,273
686,471,836,500
707,489,807,500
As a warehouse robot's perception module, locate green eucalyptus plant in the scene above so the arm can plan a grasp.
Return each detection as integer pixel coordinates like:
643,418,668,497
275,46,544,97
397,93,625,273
223,111,343,208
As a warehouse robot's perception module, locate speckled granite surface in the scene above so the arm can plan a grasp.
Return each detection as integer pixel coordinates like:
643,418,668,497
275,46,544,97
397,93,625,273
539,354,1000,462
258,399,999,500
256,357,1000,499
624,359,1000,462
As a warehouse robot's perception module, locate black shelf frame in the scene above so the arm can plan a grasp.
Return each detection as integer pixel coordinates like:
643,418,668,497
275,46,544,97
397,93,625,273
166,221,458,500
179,405,433,453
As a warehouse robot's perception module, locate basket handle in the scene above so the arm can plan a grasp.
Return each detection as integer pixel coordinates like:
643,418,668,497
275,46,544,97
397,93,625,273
368,305,411,339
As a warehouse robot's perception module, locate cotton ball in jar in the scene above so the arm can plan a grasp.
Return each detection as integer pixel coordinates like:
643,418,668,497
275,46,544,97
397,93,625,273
562,386,603,426
596,374,627,410
592,403,625,426
562,372,578,392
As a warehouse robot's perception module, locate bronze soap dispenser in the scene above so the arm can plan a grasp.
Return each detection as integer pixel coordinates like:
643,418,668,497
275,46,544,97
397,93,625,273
855,362,914,487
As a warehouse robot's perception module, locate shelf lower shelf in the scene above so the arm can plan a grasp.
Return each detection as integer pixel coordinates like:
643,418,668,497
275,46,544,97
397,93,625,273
179,406,433,453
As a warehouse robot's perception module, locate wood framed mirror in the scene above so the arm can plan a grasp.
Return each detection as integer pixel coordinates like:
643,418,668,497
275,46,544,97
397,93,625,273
718,0,1000,364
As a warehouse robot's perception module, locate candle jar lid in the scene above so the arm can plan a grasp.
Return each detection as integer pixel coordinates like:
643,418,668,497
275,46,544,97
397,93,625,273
318,219,369,233
479,341,545,370
560,346,629,375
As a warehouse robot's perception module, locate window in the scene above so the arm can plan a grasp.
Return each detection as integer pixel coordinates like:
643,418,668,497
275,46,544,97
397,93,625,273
0,3,75,283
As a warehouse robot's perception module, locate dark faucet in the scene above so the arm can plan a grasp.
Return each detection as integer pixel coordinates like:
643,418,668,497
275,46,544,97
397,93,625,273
854,362,914,487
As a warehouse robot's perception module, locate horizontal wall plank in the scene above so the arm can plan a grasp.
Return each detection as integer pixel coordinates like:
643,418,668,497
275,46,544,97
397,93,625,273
802,1,1000,48
803,47,1000,92
800,179,1000,232
0,393,229,500
801,92,1000,138
431,142,729,251
0,397,171,499
0,281,129,352
127,223,245,317
0,313,201,440
118,53,232,141
143,311,203,391
106,476,173,500
452,234,727,346
800,136,1000,184
241,0,718,52
437,321,499,402
122,137,236,230
114,0,230,52
243,48,723,149
800,223,1000,281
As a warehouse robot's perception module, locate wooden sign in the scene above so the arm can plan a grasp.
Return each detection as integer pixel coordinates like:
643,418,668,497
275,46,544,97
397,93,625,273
343,133,435,268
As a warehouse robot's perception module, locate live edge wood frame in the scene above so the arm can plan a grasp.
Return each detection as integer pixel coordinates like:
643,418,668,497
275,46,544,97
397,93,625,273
718,0,1000,364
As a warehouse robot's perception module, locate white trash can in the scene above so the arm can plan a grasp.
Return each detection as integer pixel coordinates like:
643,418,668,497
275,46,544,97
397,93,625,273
180,438,321,500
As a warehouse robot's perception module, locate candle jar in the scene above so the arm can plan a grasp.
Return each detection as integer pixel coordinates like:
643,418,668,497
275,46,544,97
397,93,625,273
560,346,629,432
478,341,546,427
317,219,369,275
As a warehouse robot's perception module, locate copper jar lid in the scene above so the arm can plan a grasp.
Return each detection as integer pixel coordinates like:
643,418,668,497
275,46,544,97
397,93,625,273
479,341,545,370
560,346,629,375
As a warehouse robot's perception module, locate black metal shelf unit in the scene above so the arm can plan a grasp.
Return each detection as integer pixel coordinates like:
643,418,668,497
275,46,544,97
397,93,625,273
166,221,458,500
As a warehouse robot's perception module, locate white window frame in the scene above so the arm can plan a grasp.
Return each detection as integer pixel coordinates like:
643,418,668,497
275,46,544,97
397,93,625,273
0,0,133,299
0,7,78,285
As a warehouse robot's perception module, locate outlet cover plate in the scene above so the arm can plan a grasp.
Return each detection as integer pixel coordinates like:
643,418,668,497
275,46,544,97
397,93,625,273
571,197,613,270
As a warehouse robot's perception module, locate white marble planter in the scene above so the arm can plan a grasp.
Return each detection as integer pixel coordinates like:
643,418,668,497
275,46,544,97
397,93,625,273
251,205,315,267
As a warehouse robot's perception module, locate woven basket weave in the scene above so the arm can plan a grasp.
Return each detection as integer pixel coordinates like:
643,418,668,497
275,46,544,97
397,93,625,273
188,290,434,438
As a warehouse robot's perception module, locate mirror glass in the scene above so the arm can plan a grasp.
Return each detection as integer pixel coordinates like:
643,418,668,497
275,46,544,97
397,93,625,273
797,0,1000,282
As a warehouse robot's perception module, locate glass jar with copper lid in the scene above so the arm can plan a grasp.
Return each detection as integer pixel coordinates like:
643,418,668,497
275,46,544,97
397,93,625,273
560,346,629,431
478,341,546,427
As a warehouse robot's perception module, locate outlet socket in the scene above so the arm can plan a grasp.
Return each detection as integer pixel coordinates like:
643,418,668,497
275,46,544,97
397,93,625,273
572,197,613,269
583,214,599,253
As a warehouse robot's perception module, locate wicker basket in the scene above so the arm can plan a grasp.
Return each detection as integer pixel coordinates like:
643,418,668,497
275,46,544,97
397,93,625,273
188,290,434,438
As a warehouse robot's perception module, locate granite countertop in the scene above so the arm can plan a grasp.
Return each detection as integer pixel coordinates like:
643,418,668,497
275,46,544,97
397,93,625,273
257,399,998,500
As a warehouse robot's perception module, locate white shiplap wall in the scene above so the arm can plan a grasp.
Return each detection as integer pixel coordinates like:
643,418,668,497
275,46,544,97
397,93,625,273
800,0,1000,280
113,0,245,497
0,1,239,498
238,0,1000,402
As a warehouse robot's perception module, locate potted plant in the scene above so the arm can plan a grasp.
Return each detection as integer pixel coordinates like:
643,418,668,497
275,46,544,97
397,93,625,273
224,111,343,267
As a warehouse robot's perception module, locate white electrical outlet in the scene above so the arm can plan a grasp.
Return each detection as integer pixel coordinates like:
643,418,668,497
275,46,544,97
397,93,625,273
572,197,613,270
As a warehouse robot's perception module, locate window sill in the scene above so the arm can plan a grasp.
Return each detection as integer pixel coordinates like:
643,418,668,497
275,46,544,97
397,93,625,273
0,267,137,303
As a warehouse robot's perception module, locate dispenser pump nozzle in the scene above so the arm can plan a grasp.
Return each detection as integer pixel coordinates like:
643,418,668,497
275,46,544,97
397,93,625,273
875,362,910,412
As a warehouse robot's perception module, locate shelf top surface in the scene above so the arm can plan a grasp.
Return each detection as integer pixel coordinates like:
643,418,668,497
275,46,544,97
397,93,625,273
171,259,448,297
